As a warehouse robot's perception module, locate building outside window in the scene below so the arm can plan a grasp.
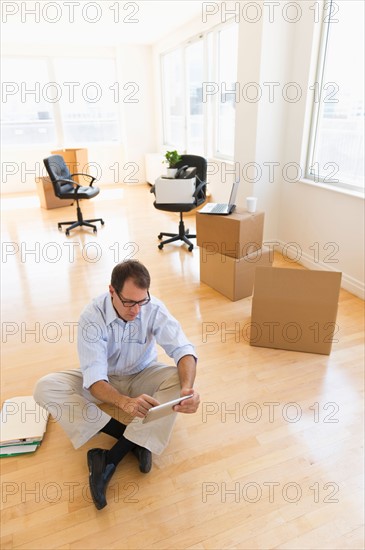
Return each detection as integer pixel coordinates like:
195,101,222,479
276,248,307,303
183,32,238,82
1,58,57,146
1,57,121,147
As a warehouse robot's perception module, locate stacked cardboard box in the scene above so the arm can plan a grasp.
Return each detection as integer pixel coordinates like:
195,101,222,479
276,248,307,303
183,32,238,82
35,176,73,210
197,208,272,301
196,207,342,355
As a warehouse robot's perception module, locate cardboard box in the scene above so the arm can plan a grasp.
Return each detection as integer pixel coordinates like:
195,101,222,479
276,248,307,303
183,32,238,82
154,177,196,204
200,246,273,301
51,148,88,184
196,208,265,259
250,267,342,355
35,176,73,210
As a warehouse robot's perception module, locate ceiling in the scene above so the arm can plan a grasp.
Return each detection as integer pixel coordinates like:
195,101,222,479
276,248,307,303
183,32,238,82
1,0,211,46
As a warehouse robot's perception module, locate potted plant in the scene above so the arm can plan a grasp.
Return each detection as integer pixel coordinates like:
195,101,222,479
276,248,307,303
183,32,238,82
164,150,182,177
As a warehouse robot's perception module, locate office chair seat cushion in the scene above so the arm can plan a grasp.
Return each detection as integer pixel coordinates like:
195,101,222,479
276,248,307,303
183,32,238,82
59,185,100,200
58,183,75,194
153,201,201,213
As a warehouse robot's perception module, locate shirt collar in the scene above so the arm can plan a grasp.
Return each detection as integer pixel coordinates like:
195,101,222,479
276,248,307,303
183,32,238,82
104,293,142,326
105,293,119,325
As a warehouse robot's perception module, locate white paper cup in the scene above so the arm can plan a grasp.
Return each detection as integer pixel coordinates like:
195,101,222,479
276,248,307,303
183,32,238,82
246,196,257,213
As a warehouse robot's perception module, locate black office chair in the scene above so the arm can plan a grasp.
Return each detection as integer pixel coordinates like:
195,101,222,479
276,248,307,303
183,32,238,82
151,154,207,251
43,155,104,236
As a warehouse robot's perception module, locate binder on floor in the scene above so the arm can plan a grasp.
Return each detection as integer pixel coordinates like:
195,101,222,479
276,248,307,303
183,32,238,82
0,396,49,457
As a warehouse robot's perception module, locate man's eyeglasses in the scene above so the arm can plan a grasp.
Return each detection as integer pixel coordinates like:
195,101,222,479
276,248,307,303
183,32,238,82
117,290,151,308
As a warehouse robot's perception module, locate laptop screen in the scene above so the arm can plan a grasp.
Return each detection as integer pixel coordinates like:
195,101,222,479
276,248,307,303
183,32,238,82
228,180,240,205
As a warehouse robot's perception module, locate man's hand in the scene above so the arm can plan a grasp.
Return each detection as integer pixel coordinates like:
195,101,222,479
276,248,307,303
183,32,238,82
89,381,159,419
173,387,200,414
122,394,160,418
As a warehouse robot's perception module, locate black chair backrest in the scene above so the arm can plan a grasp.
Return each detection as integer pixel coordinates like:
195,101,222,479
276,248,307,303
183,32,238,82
175,155,207,183
43,155,74,198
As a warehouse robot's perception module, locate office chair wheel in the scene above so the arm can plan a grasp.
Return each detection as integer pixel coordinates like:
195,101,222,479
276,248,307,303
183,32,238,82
158,234,163,240
101,221,105,225
158,243,164,250
65,229,70,236
58,223,62,230
93,228,97,234
188,245,193,252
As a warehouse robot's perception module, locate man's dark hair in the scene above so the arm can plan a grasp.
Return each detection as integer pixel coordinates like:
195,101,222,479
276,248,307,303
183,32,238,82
111,260,150,293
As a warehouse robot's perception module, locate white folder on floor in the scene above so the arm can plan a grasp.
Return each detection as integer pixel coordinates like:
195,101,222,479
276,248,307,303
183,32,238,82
0,396,49,447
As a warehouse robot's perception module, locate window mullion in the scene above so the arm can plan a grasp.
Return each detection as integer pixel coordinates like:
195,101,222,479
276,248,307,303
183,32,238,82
306,1,332,181
47,57,64,148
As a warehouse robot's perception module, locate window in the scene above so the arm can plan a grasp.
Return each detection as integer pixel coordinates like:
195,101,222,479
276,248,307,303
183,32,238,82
306,0,364,194
161,48,185,150
1,58,57,146
216,24,238,158
185,39,205,155
161,20,238,159
54,58,120,144
1,56,121,147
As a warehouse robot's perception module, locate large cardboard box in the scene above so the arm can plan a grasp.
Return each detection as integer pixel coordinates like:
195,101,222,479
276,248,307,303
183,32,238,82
35,176,73,210
196,208,265,259
200,246,273,301
51,148,88,184
250,267,342,355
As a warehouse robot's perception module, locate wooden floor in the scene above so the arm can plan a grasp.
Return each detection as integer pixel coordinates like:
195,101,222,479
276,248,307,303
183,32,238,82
1,184,364,550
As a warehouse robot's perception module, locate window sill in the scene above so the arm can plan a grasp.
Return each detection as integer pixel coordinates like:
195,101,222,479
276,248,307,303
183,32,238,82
299,178,364,200
208,156,235,164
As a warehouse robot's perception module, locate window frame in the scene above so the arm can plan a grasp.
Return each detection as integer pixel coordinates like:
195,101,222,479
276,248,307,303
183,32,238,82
305,0,364,197
214,23,239,161
160,19,238,161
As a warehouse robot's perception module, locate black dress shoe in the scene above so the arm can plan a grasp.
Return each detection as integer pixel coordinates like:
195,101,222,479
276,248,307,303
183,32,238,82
132,445,152,473
87,448,116,510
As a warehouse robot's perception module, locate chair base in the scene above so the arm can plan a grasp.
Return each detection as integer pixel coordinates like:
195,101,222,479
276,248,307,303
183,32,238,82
58,205,104,236
157,217,196,251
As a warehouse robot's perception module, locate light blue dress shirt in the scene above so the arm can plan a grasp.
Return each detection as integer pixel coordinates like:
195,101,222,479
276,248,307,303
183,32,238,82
77,292,196,389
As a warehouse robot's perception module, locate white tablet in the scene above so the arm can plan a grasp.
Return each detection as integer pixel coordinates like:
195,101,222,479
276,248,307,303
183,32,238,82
142,395,193,424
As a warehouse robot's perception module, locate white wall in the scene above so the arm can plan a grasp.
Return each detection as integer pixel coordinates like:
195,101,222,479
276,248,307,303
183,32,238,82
277,4,364,297
115,44,157,183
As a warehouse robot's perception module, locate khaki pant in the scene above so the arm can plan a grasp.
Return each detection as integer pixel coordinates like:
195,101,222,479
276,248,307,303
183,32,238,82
33,364,181,454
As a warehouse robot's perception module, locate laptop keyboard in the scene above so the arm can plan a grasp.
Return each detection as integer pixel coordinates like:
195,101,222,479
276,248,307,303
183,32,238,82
210,204,227,213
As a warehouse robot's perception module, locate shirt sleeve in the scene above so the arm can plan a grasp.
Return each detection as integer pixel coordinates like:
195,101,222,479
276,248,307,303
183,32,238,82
152,301,197,365
77,307,109,390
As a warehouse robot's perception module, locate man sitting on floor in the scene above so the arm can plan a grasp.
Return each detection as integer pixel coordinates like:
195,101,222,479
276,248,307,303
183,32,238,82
34,259,200,509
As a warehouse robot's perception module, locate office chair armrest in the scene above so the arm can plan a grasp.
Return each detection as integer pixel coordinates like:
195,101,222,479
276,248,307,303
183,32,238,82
55,178,82,195
193,180,207,199
70,173,96,186
56,177,80,187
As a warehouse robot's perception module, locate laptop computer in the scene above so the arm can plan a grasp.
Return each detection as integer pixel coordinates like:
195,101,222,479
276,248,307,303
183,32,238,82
198,180,239,215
